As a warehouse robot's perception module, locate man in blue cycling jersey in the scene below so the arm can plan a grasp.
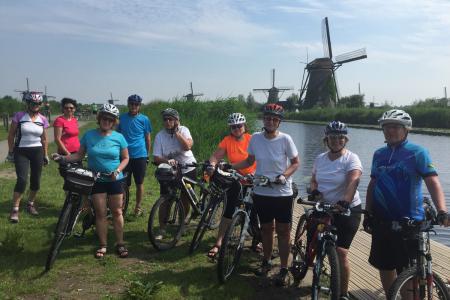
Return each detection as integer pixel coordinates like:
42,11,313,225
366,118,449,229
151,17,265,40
117,94,152,216
365,109,449,296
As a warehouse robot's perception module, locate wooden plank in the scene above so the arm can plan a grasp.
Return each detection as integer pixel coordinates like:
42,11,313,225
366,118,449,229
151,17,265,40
291,202,450,300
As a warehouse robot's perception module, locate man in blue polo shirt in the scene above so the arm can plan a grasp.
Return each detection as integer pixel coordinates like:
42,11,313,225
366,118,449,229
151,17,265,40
117,94,152,216
365,109,449,297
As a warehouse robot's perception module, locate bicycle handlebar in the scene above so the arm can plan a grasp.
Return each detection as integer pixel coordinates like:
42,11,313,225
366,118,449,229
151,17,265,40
297,198,369,216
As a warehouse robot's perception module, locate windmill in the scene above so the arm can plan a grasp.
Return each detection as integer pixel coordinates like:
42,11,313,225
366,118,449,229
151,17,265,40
299,17,367,108
253,69,294,103
107,92,120,104
42,86,56,121
184,82,203,101
14,77,43,101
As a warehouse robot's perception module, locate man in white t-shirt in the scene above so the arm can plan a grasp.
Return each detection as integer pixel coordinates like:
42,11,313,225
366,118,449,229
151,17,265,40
233,103,299,286
310,121,363,300
153,108,197,237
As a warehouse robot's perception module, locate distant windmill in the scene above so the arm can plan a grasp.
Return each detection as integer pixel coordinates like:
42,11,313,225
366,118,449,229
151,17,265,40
299,17,367,108
14,77,43,101
42,86,56,103
107,92,120,104
42,86,56,121
184,82,203,101
253,69,294,103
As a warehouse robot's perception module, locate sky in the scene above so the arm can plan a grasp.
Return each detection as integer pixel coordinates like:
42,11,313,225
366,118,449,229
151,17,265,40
0,0,449,106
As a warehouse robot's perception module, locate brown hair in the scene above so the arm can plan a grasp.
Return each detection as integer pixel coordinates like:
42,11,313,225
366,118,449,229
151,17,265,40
96,112,119,126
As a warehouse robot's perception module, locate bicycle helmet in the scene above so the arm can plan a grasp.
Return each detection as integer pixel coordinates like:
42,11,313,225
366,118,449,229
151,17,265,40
263,103,284,118
325,121,348,135
378,109,412,129
99,103,120,118
227,113,246,125
155,163,178,183
161,108,179,120
23,92,43,104
127,94,142,104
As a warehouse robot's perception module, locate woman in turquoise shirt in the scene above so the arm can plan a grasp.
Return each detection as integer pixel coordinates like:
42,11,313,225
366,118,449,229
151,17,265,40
53,104,129,258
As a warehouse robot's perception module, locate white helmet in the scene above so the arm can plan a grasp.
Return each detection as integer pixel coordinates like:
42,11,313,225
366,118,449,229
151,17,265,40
99,103,120,118
227,113,246,125
378,109,412,129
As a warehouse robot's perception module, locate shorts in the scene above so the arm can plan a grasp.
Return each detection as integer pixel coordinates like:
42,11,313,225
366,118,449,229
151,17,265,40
223,180,243,219
91,180,124,196
160,169,197,196
124,157,147,185
333,205,361,249
253,194,294,224
369,222,418,273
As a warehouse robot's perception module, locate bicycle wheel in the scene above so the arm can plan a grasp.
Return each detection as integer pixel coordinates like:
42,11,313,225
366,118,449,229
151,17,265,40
217,210,246,283
147,196,185,251
45,193,78,271
388,267,450,300
311,242,340,300
291,214,309,283
208,193,226,230
189,195,222,254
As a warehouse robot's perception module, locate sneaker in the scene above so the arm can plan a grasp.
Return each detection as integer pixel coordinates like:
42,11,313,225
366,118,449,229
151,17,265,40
9,209,19,223
26,202,39,216
274,267,289,287
154,229,166,241
339,293,350,300
255,259,272,276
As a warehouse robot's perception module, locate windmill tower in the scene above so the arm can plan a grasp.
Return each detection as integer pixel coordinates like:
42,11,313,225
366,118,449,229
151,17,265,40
253,69,293,103
299,17,367,108
184,82,203,101
107,92,120,104
14,78,43,101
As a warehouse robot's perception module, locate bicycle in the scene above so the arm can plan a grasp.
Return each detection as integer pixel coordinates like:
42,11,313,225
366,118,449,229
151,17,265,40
291,196,365,300
189,165,234,254
388,198,450,300
45,164,129,271
217,171,268,283
147,162,225,251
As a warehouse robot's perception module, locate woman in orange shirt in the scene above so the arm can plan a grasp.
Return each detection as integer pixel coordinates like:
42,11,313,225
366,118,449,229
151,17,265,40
206,112,256,258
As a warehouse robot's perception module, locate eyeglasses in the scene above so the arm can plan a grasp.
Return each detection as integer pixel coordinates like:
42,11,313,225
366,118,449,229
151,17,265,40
163,117,176,122
263,116,280,122
29,102,42,106
101,117,115,123
230,124,243,130
64,106,75,110
128,102,140,106
328,134,346,140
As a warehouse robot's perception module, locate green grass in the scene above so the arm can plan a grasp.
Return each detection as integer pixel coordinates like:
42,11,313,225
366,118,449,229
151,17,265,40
0,125,7,141
0,99,269,299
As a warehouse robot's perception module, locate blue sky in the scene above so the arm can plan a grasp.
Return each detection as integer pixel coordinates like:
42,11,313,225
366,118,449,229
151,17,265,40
1,0,449,106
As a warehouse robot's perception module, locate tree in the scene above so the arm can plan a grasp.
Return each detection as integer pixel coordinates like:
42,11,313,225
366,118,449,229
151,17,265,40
338,94,365,108
246,92,259,111
284,93,299,111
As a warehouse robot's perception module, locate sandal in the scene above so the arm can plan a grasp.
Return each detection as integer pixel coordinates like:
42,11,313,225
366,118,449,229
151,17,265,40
95,246,107,259
207,245,220,259
134,207,143,217
116,244,129,258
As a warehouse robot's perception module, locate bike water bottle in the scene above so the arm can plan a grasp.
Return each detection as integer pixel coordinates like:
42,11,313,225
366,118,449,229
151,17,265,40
185,183,196,200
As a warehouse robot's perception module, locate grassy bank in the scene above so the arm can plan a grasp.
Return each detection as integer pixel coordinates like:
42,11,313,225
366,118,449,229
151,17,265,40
2,99,303,299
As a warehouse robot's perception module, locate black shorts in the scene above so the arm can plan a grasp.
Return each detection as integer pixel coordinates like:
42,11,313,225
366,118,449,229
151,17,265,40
124,157,147,185
369,222,418,273
253,194,294,224
91,180,124,196
159,169,197,196
223,180,243,219
333,205,361,249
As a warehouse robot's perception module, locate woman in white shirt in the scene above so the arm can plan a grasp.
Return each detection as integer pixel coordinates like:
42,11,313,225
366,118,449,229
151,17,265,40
310,121,362,300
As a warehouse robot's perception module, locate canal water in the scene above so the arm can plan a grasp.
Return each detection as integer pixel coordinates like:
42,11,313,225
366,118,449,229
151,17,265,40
274,121,450,247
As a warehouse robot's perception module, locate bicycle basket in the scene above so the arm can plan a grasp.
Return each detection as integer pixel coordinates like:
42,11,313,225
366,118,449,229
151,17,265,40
155,163,179,184
64,167,95,195
211,168,236,189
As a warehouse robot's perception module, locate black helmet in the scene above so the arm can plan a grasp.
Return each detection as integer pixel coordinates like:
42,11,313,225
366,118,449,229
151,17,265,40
155,163,178,183
325,121,348,135
127,94,142,104
161,108,179,120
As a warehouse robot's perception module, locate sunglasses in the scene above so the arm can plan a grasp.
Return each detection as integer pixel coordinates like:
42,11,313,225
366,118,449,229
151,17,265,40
29,102,42,106
163,117,176,122
101,117,115,123
328,134,346,140
128,102,140,106
230,124,243,130
263,116,280,122
64,106,75,110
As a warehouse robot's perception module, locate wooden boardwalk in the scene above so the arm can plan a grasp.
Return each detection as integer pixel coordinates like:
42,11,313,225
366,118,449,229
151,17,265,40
291,202,450,299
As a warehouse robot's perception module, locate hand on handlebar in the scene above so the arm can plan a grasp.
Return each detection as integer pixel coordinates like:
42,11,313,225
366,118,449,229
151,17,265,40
363,214,374,234
437,210,449,227
51,153,66,164
275,174,287,185
308,189,322,202
336,200,350,212
167,159,177,166
206,164,215,176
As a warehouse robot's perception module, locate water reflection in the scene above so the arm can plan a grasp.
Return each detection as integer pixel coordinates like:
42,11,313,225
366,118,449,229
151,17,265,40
264,120,450,246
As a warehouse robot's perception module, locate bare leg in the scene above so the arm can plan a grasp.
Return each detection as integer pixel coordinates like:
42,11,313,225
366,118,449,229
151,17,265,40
28,190,38,203
275,221,291,268
92,193,108,247
108,194,124,245
12,192,22,208
135,183,144,212
261,221,275,261
380,269,397,297
337,247,350,295
214,217,232,248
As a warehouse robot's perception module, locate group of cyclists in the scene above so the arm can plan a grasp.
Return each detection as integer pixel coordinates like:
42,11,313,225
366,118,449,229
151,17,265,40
5,91,449,299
